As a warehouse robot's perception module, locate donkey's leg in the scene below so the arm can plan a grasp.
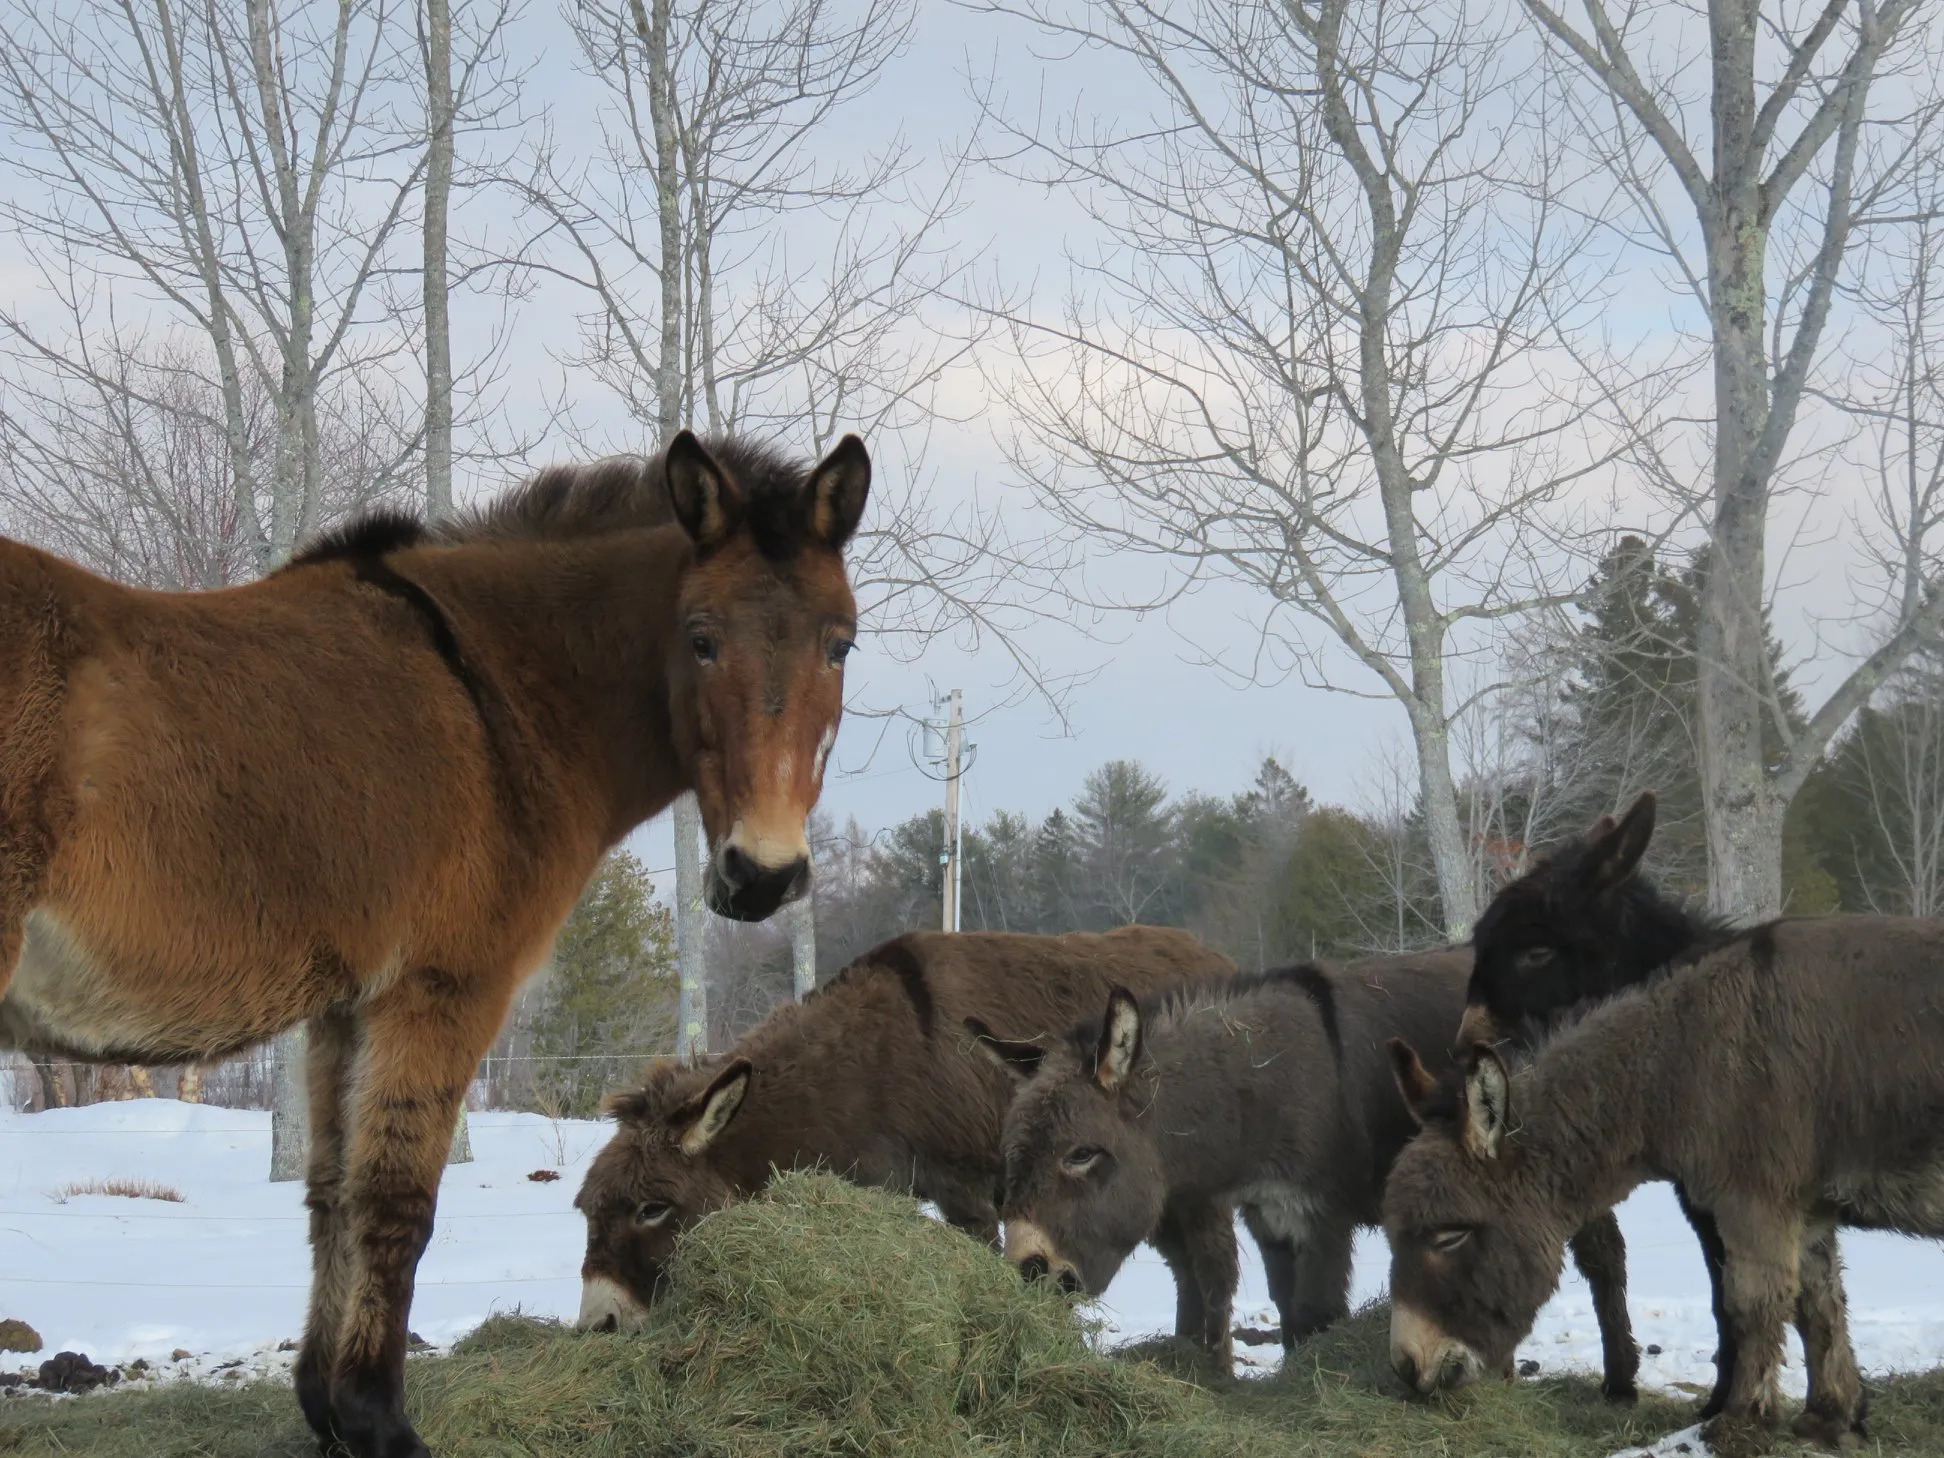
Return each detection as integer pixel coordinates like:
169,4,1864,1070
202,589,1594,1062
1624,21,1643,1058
1700,1201,1802,1449
1676,1183,1736,1419
1282,1215,1354,1348
1171,1199,1238,1372
1791,1220,1866,1448
1569,1211,1640,1403
1151,1207,1210,1344
328,970,507,1458
1239,1204,1295,1347
294,1007,361,1444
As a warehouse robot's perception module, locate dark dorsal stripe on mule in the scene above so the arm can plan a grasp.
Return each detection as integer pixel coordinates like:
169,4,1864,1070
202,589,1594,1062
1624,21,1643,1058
288,513,526,832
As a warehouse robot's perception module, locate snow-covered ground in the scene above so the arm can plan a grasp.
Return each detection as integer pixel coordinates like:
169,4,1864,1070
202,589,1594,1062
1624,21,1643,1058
0,1099,1940,1442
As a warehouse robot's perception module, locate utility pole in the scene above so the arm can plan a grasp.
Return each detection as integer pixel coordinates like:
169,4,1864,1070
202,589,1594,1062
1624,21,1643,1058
939,688,963,933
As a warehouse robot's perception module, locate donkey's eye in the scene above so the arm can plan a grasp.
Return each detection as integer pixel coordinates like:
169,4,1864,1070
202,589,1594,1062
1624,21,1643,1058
691,634,719,664
1513,946,1555,972
1062,1145,1105,1174
1428,1226,1473,1253
827,638,854,668
634,1201,674,1228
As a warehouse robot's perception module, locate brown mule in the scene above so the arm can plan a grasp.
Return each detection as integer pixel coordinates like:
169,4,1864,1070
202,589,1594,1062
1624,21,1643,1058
0,430,869,1458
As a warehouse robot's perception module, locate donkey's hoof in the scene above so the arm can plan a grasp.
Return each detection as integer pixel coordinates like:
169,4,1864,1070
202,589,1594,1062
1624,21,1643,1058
1790,1408,1863,1451
1600,1376,1639,1405
1700,1413,1780,1458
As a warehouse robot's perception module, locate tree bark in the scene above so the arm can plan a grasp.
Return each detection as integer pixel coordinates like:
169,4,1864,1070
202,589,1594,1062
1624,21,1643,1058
423,0,454,518
269,1026,309,1183
673,795,709,1056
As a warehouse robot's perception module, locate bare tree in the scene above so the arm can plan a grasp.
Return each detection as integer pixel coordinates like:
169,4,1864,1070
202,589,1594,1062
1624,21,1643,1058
1839,662,1944,915
972,0,1606,937
1525,0,1944,918
518,0,1072,1039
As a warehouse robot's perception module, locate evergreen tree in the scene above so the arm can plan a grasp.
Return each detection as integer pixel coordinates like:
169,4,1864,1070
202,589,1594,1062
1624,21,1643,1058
1072,760,1178,927
530,850,677,1115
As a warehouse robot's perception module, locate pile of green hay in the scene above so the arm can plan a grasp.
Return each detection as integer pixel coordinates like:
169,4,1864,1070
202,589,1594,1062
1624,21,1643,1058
6,1170,1936,1456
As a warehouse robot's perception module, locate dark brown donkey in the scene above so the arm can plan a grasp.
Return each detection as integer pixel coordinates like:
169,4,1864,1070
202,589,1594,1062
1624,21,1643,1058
0,430,869,1458
971,951,1469,1371
1457,790,1735,1407
573,925,1234,1329
1385,915,1944,1449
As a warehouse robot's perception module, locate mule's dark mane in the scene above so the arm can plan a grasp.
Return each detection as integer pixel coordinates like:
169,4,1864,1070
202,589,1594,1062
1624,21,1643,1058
285,434,825,571
286,509,428,568
438,435,820,558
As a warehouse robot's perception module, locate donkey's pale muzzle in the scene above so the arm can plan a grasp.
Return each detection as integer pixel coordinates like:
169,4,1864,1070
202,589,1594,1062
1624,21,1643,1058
577,1274,651,1334
1390,1302,1484,1394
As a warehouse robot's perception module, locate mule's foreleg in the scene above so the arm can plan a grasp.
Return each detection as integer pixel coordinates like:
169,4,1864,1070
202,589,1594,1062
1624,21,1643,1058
1701,1202,1802,1450
294,1007,362,1445
1791,1220,1866,1448
327,970,508,1458
1568,1211,1640,1403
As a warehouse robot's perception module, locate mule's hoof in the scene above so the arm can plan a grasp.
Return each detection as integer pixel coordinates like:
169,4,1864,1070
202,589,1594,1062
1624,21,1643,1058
1791,1408,1863,1451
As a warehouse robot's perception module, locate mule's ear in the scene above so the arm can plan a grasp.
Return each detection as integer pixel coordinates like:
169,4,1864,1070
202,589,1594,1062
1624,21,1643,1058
806,434,870,548
1388,1038,1440,1126
671,1058,752,1155
665,430,743,550
964,1017,1044,1082
1093,987,1143,1092
1582,791,1656,893
1461,1043,1512,1160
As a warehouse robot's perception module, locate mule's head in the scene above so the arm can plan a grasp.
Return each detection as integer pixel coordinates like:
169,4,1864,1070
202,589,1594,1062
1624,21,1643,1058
1461,791,1689,1049
573,1058,754,1329
1382,1040,1569,1395
663,431,869,922
966,989,1165,1299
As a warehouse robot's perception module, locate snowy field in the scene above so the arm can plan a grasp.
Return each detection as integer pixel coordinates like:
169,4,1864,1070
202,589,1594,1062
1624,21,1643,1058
1,1100,1940,1449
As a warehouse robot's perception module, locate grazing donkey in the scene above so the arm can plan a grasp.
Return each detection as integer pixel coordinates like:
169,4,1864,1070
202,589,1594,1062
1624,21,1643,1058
574,926,1234,1331
1385,915,1944,1449
1459,790,1736,1407
972,951,1469,1370
0,430,869,1458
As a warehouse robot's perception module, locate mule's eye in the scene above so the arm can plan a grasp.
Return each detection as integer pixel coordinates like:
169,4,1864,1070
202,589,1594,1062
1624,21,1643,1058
827,637,854,668
1513,945,1554,972
691,634,719,664
1428,1226,1473,1253
634,1201,674,1228
1062,1145,1104,1174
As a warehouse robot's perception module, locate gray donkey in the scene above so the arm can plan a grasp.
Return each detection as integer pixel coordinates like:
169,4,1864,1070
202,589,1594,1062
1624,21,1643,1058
970,951,1468,1370
1385,915,1944,1450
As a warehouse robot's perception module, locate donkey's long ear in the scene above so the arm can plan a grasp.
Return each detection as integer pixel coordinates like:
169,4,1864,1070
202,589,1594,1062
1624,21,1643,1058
806,434,870,549
1461,1043,1512,1160
666,430,744,551
670,1058,752,1155
1094,987,1143,1093
965,1018,1045,1082
1389,1038,1441,1127
1582,791,1656,893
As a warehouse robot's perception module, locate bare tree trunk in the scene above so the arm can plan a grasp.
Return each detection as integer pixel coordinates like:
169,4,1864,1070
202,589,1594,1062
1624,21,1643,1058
178,1063,205,1103
269,1027,309,1183
423,0,454,518
673,796,709,1056
791,892,816,999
